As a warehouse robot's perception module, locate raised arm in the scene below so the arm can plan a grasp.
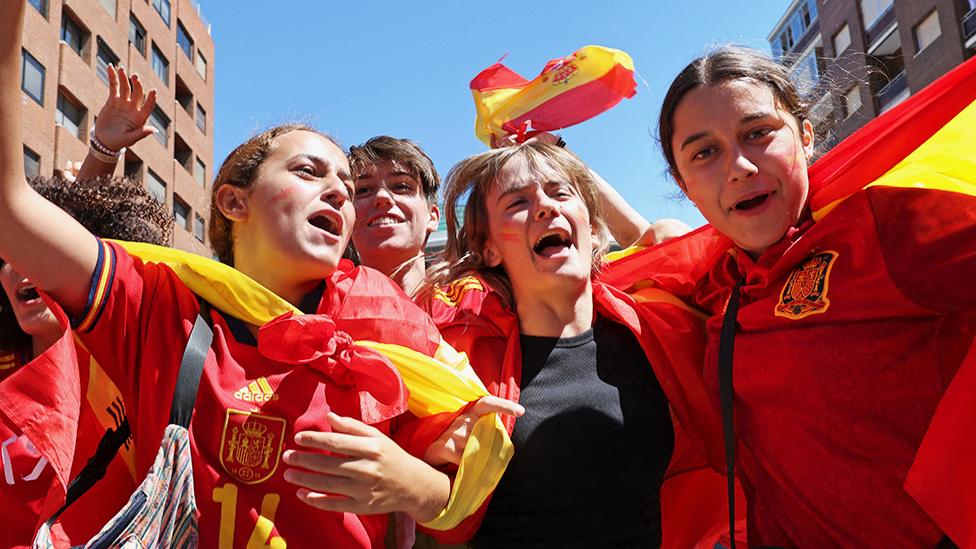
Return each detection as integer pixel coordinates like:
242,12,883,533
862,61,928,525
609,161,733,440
77,64,158,181
0,1,98,316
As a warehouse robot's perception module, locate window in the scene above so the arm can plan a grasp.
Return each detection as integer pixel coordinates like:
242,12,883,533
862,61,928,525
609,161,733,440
193,214,205,242
56,92,85,139
914,11,941,53
96,38,119,85
60,13,85,56
195,51,207,80
833,24,852,56
177,22,194,60
21,49,45,105
173,196,190,230
129,15,146,56
28,0,46,17
844,86,862,118
146,170,167,203
99,0,116,18
860,0,893,30
791,51,820,94
194,157,206,186
151,44,169,86
153,0,171,27
175,76,193,114
149,107,170,146
24,147,41,179
195,104,207,133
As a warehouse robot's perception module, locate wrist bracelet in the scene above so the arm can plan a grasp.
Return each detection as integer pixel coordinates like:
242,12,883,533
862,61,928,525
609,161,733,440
89,127,124,159
89,142,121,164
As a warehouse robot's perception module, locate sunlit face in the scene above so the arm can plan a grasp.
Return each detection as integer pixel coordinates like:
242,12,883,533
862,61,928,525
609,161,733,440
0,261,57,338
352,160,438,270
671,80,814,256
235,131,356,281
483,155,595,296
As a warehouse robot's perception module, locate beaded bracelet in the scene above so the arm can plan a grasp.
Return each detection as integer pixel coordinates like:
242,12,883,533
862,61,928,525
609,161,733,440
88,128,124,162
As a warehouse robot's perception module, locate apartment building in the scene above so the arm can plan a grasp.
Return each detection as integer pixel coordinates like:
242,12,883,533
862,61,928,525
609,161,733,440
19,0,214,255
769,0,976,146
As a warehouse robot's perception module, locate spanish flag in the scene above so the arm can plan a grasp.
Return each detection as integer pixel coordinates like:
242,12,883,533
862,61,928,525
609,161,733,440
601,55,976,547
471,45,636,147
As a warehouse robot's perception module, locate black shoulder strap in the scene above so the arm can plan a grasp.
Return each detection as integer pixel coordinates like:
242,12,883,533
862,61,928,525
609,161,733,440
45,300,213,526
719,280,744,549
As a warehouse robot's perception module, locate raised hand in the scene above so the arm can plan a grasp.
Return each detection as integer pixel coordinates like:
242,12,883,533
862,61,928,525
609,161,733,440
283,412,450,521
93,64,157,152
424,395,524,467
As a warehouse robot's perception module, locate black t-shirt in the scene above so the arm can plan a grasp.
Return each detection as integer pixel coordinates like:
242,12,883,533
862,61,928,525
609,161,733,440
473,315,675,548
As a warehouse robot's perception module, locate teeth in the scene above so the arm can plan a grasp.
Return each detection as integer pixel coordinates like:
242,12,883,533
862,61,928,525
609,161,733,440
370,216,403,227
534,230,570,248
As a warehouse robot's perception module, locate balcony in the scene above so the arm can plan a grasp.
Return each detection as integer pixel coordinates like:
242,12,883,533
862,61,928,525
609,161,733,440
877,71,909,112
866,6,896,48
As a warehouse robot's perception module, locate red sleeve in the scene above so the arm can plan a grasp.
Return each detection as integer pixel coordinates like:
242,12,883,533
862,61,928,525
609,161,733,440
870,186,976,312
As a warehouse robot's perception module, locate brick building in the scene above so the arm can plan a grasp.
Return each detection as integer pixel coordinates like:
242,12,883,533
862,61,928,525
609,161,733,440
19,0,214,255
769,0,976,147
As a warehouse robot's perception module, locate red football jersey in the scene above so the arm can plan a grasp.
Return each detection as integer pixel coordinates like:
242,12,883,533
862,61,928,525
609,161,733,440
74,239,443,548
0,332,136,548
694,186,976,547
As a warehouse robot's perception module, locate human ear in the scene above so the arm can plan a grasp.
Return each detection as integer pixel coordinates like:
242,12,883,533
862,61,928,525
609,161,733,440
482,239,502,268
426,203,440,235
801,119,815,160
214,184,249,223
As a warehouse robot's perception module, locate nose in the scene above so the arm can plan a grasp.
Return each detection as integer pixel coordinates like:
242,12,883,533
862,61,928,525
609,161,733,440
727,147,759,183
321,178,348,209
372,182,394,207
533,191,560,221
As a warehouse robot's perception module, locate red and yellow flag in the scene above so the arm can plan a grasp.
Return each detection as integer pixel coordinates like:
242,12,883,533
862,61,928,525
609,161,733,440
471,45,636,147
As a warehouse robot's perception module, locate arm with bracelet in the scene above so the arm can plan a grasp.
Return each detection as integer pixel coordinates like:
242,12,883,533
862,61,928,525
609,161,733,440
77,65,158,181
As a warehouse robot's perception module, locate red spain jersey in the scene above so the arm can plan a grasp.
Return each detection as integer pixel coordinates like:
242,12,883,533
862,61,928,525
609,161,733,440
693,186,976,547
73,239,442,548
0,331,136,548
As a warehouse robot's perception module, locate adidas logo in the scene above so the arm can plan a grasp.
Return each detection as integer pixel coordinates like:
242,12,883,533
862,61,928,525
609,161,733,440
234,377,279,403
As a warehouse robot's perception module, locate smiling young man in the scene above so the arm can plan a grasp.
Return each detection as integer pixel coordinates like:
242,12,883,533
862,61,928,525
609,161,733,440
349,136,440,296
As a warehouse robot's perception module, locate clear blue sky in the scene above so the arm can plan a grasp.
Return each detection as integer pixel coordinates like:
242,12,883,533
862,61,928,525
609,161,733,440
205,0,791,229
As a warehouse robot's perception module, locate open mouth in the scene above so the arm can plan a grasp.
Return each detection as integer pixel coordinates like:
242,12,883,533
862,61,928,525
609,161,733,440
368,215,404,228
16,284,41,303
533,230,573,257
308,213,341,237
733,192,772,212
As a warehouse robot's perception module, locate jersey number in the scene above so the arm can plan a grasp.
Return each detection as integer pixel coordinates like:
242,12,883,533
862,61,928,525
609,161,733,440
212,482,286,549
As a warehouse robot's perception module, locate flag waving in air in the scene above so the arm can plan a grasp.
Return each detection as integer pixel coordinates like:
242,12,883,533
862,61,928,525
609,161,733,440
471,45,636,147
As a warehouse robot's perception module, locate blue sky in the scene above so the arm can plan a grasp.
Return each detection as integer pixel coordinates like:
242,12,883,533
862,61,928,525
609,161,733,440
206,0,791,228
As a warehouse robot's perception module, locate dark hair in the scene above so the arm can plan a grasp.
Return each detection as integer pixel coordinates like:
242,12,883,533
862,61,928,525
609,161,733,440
658,46,811,181
348,136,440,205
0,174,171,352
209,124,338,265
423,142,609,311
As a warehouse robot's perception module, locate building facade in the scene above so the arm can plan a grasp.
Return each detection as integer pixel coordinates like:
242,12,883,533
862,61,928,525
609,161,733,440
769,0,976,146
20,0,214,255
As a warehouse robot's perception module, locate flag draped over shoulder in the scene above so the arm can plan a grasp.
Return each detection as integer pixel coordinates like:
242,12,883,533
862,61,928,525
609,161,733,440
600,55,976,548
471,45,636,147
110,242,513,532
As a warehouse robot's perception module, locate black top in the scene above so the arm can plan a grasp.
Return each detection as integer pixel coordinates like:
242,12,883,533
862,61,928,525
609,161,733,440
473,316,675,548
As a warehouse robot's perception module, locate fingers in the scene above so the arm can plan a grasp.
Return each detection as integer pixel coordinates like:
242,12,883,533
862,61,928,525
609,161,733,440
325,411,382,438
470,395,525,418
295,489,357,513
107,63,118,100
283,468,356,496
117,65,131,102
281,449,360,476
137,88,157,121
293,425,382,459
131,127,157,142
130,73,145,107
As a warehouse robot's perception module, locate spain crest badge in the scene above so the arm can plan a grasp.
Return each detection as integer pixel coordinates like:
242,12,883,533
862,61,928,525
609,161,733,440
220,409,286,484
775,251,839,320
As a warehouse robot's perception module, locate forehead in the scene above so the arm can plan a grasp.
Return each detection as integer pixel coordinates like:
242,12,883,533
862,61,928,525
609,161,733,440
491,153,567,194
356,159,416,181
267,130,349,170
673,80,780,131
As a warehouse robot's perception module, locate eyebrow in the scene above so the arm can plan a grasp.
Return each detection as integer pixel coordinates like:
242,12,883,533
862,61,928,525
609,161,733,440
678,111,776,151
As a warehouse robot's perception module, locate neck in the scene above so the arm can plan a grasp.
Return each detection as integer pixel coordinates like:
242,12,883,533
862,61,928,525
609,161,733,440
512,280,593,338
234,253,323,308
30,325,62,360
361,250,425,296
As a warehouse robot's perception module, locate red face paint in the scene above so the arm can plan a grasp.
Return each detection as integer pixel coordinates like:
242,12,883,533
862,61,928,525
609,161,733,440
269,183,300,204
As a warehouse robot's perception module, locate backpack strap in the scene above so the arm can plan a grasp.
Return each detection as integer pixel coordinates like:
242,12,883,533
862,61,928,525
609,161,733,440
719,280,743,549
45,300,213,526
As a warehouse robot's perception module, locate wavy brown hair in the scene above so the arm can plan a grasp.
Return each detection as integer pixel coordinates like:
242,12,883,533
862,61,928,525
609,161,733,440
423,142,609,311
